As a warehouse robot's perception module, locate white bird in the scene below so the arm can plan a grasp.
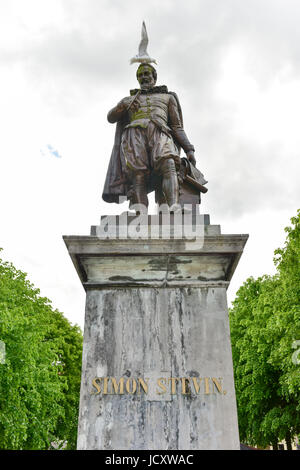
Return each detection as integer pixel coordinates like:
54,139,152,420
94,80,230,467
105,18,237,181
130,21,157,65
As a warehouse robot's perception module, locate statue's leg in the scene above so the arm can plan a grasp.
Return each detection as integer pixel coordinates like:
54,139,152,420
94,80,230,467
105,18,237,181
121,127,149,214
150,124,181,213
132,171,148,213
160,158,181,213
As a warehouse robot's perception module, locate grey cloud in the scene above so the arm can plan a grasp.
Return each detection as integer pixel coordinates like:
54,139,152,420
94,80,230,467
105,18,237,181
3,0,300,93
2,0,299,218
204,140,298,218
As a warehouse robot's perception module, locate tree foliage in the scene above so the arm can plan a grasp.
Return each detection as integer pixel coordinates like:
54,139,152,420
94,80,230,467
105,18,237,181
0,252,83,449
230,210,300,449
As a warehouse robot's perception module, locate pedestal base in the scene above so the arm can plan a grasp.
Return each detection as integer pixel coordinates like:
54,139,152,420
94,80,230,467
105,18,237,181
63,217,248,450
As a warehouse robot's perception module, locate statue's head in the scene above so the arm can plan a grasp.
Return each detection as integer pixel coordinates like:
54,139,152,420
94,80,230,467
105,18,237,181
136,64,157,90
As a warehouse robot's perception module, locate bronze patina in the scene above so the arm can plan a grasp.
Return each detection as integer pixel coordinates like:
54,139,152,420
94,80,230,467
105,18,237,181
102,24,207,213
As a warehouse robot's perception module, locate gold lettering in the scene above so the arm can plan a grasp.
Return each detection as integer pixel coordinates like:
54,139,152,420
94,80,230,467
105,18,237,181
168,377,179,394
212,377,223,394
90,375,221,396
103,377,109,394
125,378,137,394
111,377,124,394
91,377,101,395
204,377,210,394
181,377,190,395
138,378,149,394
156,377,167,394
191,377,202,394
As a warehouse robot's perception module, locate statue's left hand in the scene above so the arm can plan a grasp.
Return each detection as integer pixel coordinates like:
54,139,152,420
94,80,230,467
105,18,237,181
186,151,196,166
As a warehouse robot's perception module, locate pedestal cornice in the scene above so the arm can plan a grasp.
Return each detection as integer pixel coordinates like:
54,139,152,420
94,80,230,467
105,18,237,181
63,230,248,290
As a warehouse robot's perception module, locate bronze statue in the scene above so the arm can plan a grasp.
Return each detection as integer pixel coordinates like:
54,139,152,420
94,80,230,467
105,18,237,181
102,23,207,213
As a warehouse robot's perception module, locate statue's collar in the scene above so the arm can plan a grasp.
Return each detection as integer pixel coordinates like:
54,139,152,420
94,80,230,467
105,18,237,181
130,85,168,96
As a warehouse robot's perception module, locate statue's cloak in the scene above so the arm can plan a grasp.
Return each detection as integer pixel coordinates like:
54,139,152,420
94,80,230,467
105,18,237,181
102,116,130,203
102,89,184,204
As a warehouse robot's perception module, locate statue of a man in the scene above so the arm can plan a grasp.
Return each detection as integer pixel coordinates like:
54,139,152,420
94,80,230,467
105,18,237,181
102,23,203,213
102,63,197,213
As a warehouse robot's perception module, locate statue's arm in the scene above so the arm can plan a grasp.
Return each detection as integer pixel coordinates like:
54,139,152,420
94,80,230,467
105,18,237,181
107,100,127,123
168,95,196,164
107,96,139,123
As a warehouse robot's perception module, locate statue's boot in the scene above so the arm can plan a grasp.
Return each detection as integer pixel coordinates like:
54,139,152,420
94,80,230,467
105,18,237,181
161,159,182,213
133,172,148,214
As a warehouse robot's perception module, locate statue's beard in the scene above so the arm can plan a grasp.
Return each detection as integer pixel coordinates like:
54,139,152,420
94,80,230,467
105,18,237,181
140,80,155,90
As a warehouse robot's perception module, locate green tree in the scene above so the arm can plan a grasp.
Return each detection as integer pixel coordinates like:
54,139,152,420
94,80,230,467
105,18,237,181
230,210,300,449
0,251,83,449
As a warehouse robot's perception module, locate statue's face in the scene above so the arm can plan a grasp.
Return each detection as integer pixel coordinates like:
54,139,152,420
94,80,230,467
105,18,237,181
137,65,156,90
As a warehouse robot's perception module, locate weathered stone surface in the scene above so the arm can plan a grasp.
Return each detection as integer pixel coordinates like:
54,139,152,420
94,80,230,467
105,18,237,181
77,287,239,450
63,219,248,450
63,226,247,289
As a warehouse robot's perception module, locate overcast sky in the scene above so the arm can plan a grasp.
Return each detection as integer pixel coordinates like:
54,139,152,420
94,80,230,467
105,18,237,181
0,0,299,329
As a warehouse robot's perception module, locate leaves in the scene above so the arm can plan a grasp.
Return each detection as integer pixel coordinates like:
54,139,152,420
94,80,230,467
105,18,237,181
0,253,83,449
230,210,300,447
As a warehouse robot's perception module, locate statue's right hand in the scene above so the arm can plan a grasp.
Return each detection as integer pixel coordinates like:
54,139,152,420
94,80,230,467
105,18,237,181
119,96,140,112
108,96,137,123
114,98,130,114
120,97,133,109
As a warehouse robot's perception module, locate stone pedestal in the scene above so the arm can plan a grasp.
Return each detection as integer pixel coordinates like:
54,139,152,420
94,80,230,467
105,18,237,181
63,215,248,450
